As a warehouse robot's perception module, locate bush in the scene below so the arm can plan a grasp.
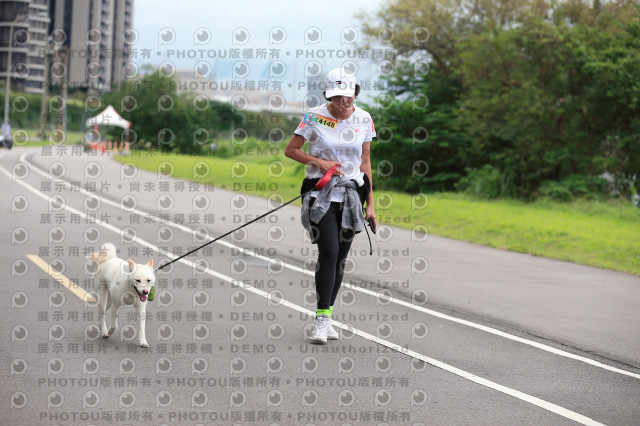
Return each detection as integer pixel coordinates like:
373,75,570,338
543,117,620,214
455,165,515,199
538,175,609,201
0,90,86,133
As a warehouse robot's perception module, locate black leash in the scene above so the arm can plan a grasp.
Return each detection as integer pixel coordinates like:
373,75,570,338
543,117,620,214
156,189,310,271
364,215,376,255
154,166,376,272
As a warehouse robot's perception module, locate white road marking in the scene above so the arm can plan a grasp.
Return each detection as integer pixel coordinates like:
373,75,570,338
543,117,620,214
2,154,607,425
20,152,640,381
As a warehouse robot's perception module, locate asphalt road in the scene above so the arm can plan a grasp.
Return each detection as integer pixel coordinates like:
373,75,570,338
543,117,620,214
1,147,639,425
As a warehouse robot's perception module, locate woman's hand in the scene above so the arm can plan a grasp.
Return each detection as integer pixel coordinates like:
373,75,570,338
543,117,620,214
364,203,376,231
285,135,343,176
314,159,344,176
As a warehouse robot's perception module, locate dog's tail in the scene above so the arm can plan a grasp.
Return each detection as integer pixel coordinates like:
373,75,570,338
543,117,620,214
88,243,118,263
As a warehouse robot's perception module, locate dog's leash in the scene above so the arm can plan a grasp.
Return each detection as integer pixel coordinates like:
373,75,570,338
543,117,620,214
155,165,345,272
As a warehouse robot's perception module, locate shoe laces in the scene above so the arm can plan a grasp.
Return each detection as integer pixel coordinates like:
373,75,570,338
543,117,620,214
315,314,329,330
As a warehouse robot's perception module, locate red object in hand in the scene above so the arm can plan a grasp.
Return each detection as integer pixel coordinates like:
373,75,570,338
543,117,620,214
316,164,338,190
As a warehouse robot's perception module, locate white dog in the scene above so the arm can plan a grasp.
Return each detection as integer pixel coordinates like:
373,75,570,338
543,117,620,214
88,243,155,347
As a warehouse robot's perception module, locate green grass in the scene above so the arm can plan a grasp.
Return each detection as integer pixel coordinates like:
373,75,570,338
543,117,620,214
118,148,306,197
417,193,639,275
10,128,85,147
115,150,640,276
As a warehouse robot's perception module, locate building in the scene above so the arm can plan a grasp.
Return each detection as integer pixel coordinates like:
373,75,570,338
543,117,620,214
1,0,134,95
0,0,50,93
50,0,134,92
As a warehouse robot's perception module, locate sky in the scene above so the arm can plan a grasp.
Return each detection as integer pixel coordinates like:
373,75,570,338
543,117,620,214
130,0,389,103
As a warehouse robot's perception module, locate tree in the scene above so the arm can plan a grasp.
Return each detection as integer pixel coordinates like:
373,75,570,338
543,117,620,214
359,0,640,198
456,6,640,197
102,69,183,152
359,0,548,77
365,61,468,192
565,15,640,197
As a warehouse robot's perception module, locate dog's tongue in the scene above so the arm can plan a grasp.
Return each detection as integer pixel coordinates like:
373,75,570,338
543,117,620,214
139,293,147,302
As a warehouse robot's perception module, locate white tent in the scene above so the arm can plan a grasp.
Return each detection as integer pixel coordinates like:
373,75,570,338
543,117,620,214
86,105,131,129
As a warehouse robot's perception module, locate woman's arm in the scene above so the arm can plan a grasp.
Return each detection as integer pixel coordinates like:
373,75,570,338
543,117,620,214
360,142,376,228
284,134,344,176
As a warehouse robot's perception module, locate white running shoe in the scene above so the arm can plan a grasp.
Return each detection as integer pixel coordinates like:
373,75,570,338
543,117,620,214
327,318,339,340
309,314,329,344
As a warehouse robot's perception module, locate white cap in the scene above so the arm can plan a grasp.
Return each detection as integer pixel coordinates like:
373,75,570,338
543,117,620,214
324,67,357,98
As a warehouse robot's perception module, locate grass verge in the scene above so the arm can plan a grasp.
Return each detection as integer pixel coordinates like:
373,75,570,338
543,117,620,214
115,151,640,276
11,128,85,147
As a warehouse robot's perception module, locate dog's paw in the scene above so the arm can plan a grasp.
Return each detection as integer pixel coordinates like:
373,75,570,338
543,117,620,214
102,333,110,339
140,340,149,348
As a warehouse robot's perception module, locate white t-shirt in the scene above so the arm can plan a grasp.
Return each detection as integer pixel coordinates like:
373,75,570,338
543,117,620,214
294,103,376,202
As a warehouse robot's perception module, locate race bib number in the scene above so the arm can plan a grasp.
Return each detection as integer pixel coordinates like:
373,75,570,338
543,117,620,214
303,113,337,131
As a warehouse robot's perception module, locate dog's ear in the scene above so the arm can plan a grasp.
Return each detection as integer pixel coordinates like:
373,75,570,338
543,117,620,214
127,259,135,272
146,259,154,268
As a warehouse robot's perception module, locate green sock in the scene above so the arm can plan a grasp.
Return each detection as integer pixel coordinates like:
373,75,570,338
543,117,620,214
328,306,333,316
316,308,331,316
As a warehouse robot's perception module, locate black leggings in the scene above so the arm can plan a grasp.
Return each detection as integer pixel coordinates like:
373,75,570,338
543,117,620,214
310,200,355,310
